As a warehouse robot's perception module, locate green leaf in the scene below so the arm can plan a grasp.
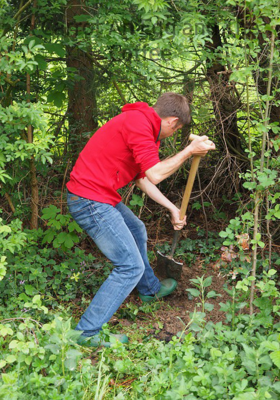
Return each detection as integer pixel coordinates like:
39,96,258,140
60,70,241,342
74,14,92,22
204,303,214,312
186,288,200,297
0,151,6,165
68,221,82,233
130,194,144,207
210,347,222,358
1,372,17,384
54,232,77,248
42,323,52,331
47,91,66,108
203,276,212,287
42,229,55,246
192,202,202,210
219,231,228,238
25,284,36,296
207,290,219,299
18,293,30,302
270,350,280,369
44,43,65,57
0,226,12,234
34,54,47,70
45,344,60,355
9,340,18,349
0,325,13,336
66,348,82,359
17,332,24,341
54,378,66,387
42,205,60,220
24,356,32,366
243,181,257,190
32,294,42,306
273,382,280,393
242,212,253,221
55,232,68,244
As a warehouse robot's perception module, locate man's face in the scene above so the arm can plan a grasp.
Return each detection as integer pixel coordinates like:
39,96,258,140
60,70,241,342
159,117,183,140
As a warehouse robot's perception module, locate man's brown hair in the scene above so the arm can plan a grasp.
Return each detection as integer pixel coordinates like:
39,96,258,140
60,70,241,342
153,92,191,126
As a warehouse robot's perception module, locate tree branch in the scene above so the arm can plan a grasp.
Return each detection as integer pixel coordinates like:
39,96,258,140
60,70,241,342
13,0,33,21
112,80,127,104
2,0,33,37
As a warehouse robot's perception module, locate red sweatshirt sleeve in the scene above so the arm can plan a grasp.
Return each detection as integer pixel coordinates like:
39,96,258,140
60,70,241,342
122,111,160,174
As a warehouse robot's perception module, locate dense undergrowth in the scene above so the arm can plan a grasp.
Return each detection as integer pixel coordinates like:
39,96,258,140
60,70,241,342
0,223,279,400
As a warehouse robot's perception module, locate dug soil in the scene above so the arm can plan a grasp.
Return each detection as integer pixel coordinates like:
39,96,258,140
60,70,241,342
112,253,233,342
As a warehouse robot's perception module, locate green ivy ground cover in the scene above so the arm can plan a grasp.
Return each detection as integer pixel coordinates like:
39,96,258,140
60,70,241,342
0,222,279,399
0,262,279,399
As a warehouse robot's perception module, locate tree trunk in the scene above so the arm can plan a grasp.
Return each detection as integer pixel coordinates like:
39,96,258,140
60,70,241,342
27,1,39,229
27,76,39,229
65,0,97,160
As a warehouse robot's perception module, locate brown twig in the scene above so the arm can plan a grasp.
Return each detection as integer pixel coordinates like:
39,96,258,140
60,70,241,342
61,159,70,213
112,80,127,104
0,317,42,326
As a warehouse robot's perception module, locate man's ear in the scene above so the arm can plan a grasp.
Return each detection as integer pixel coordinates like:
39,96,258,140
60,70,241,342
164,117,178,125
170,117,179,126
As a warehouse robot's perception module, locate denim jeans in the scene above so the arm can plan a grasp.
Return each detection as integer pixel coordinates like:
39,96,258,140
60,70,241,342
67,191,161,337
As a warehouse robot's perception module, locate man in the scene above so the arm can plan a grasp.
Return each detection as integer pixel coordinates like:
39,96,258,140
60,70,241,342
66,92,215,347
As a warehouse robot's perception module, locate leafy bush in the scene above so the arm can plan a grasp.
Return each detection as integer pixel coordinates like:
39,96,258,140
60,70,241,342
97,273,280,399
0,215,28,282
0,315,97,400
41,205,83,251
1,272,279,399
0,226,112,312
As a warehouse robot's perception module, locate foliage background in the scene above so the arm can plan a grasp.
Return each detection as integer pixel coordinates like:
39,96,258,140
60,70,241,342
0,0,279,399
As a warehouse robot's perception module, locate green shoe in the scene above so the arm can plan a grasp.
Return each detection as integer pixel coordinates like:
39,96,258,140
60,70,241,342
139,278,178,303
77,332,129,348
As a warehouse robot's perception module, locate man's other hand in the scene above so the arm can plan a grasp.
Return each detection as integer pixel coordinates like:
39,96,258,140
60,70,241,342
170,207,187,230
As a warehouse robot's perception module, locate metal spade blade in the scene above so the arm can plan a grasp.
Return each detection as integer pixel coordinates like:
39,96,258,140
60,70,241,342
157,231,183,280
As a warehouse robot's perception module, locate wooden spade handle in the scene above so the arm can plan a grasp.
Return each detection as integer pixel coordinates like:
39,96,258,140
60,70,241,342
179,155,201,220
178,133,213,220
169,135,212,257
170,156,201,257
179,133,214,220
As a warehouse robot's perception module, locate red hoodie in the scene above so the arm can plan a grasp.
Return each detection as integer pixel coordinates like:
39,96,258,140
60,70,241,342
66,102,161,206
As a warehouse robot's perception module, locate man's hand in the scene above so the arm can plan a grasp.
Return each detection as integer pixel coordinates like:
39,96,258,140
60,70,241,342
188,135,216,156
170,207,186,231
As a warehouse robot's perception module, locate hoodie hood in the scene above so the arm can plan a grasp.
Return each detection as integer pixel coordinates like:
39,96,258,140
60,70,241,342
121,102,161,141
121,102,153,112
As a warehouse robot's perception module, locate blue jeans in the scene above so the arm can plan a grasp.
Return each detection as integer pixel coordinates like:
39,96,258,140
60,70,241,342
67,191,161,336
